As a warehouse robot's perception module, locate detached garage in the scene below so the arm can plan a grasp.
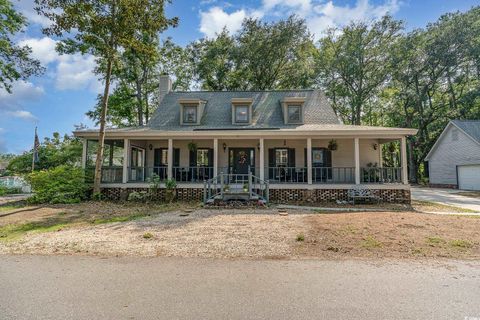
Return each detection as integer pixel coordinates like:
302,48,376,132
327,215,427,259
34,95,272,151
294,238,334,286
425,120,480,190
458,165,480,191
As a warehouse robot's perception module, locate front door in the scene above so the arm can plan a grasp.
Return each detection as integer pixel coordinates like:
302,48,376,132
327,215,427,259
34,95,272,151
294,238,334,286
229,148,255,175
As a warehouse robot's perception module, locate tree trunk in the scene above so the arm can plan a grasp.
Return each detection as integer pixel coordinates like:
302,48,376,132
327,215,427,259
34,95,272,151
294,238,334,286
135,79,144,126
93,58,114,194
407,137,417,184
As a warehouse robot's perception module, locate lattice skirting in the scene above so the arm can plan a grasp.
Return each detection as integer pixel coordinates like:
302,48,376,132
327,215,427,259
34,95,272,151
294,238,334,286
101,187,410,204
269,188,411,204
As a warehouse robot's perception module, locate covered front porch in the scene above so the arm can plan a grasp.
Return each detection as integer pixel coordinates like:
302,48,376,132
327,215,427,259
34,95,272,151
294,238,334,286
82,136,408,186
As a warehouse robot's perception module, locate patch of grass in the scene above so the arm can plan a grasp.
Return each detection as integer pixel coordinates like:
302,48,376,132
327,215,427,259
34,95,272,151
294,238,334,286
0,205,24,212
142,232,153,239
361,235,383,249
449,239,473,249
0,222,69,241
411,248,424,255
296,234,305,242
342,225,358,235
426,236,446,246
326,246,339,252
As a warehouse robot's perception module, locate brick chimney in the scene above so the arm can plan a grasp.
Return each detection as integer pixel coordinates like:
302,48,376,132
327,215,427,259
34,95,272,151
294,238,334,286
159,74,172,101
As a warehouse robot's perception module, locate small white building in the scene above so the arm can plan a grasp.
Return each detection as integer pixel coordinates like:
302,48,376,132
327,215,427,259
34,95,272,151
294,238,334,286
425,120,480,190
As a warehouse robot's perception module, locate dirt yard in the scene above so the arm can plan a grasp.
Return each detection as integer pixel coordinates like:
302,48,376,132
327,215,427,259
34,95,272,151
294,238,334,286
1,200,479,260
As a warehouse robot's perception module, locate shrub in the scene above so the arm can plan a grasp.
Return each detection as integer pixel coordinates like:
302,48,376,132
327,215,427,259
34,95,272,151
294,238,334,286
0,186,22,196
26,166,88,204
128,191,149,202
296,234,305,242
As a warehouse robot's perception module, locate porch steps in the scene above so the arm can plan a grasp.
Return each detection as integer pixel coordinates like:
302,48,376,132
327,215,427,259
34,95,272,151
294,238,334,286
203,172,269,204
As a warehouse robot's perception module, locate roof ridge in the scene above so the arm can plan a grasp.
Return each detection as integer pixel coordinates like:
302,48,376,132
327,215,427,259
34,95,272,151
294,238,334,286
171,89,316,93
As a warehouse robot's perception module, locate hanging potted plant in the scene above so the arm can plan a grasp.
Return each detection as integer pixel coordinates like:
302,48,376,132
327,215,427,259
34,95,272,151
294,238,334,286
328,139,338,151
187,142,197,152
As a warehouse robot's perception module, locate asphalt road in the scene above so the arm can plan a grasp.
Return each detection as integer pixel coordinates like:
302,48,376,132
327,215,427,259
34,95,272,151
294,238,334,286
1,255,480,320
411,187,480,212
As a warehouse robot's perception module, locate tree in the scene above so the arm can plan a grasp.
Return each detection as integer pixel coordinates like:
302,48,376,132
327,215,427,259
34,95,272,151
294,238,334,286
191,15,316,91
87,37,194,127
35,0,177,193
316,16,403,125
7,132,82,174
0,0,43,93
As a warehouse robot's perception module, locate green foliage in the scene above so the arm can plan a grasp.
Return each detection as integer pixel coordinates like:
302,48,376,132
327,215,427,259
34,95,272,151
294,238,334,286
0,186,22,196
191,15,316,90
296,234,305,242
164,179,177,190
127,191,149,202
7,132,82,174
0,0,44,93
316,15,403,125
143,232,153,239
26,166,88,204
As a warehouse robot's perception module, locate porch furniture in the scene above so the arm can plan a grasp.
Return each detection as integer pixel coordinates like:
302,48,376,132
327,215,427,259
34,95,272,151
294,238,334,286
347,186,380,205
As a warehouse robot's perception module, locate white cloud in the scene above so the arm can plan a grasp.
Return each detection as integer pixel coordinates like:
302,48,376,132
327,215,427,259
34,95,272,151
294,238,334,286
263,0,311,12
6,110,37,121
308,0,400,37
56,54,100,92
18,37,59,65
0,80,43,122
199,7,248,37
199,0,401,39
16,36,101,93
16,0,52,28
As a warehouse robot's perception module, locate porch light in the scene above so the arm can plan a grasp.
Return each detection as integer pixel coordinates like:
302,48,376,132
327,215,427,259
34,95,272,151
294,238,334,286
149,144,153,150
373,143,378,150
223,143,227,151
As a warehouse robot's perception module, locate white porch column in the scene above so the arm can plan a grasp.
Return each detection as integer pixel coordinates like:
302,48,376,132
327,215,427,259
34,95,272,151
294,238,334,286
401,136,408,184
307,138,312,184
122,138,129,183
213,138,218,177
81,139,87,169
378,142,383,168
259,138,265,181
167,139,173,180
354,138,360,185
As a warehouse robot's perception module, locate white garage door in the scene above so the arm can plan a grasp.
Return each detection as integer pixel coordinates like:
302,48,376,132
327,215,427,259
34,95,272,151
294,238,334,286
458,165,480,191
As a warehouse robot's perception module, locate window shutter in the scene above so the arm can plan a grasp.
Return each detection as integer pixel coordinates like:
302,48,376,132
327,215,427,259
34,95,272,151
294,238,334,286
288,148,296,168
189,150,196,167
173,148,180,167
268,148,275,180
324,149,332,167
207,148,214,167
304,148,307,168
268,149,275,167
154,149,161,167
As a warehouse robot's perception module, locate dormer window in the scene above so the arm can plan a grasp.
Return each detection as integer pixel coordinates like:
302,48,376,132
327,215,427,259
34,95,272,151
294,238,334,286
282,97,306,124
179,99,206,125
288,105,301,123
231,98,253,125
183,106,197,123
234,105,249,123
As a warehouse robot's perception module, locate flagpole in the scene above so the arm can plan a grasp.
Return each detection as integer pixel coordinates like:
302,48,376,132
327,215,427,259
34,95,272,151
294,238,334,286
32,127,37,173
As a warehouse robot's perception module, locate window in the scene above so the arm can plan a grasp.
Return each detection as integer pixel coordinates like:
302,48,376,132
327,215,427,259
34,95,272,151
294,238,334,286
131,147,144,167
86,140,124,167
183,106,197,123
275,149,288,167
197,149,209,166
234,105,249,123
287,105,301,123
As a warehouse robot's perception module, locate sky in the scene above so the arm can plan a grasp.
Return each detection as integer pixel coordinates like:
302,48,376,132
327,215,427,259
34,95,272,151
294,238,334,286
0,0,478,154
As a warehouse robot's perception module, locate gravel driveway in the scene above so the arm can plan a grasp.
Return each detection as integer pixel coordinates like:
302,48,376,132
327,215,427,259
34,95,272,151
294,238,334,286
411,186,480,213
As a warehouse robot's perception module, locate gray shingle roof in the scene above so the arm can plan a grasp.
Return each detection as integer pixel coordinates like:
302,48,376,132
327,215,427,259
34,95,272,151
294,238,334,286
452,120,480,144
147,89,340,131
